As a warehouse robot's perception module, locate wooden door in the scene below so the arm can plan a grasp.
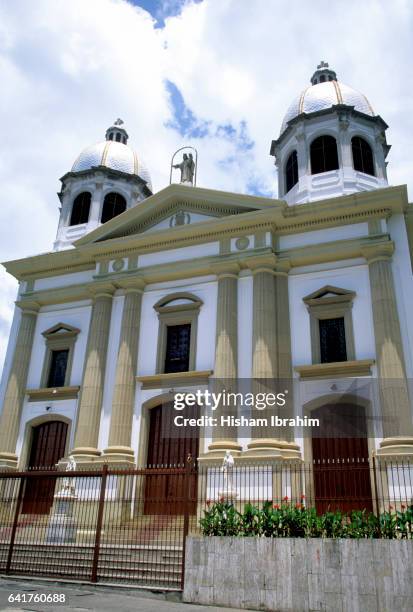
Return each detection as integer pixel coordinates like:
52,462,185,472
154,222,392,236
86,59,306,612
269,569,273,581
22,421,68,514
312,404,372,513
144,403,198,515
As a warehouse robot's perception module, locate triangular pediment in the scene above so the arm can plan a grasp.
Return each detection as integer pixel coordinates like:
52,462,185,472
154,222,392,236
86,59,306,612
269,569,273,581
42,323,81,338
303,285,356,304
74,183,280,247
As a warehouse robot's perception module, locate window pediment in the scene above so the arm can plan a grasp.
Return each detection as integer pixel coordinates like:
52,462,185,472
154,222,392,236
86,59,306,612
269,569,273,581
42,323,81,340
303,285,355,307
154,292,203,314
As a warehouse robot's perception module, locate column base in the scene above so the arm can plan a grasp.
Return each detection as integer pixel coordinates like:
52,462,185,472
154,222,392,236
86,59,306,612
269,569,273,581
201,440,242,460
376,437,413,458
69,447,102,463
0,452,18,470
243,439,302,460
101,446,136,465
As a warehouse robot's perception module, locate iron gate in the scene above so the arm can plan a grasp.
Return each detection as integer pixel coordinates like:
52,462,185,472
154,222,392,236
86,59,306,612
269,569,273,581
0,461,196,589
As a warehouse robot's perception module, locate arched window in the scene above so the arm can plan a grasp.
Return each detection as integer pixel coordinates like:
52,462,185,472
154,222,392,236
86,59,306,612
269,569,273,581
101,192,127,223
108,133,113,140
69,192,91,226
352,136,375,176
310,135,339,174
116,133,121,142
285,150,298,193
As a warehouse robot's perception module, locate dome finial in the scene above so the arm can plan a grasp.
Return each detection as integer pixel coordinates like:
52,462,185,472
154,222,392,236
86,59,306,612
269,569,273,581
105,118,129,144
311,61,337,85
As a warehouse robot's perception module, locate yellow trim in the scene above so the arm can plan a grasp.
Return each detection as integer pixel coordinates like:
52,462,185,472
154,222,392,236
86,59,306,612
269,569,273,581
136,369,212,390
332,80,343,104
26,386,80,401
294,359,375,379
101,141,111,167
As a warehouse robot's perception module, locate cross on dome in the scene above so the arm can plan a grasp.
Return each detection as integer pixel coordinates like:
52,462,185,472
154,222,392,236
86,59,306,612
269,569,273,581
105,119,129,144
311,61,337,85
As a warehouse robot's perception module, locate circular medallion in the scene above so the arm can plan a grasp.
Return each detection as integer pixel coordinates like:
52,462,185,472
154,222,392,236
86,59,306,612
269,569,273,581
112,258,125,272
235,236,250,251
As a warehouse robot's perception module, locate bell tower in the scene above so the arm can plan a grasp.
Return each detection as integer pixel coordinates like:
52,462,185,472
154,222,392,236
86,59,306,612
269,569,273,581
54,120,152,250
270,63,390,204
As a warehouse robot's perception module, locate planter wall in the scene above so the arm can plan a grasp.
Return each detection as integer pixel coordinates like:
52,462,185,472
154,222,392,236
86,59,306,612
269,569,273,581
183,536,413,611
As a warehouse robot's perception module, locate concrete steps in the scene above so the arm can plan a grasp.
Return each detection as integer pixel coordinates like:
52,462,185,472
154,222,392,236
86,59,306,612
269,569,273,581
0,542,183,588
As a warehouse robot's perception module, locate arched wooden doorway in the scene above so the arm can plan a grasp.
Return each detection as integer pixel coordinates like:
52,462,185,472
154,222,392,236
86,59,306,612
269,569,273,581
144,402,199,515
311,403,372,513
22,421,68,514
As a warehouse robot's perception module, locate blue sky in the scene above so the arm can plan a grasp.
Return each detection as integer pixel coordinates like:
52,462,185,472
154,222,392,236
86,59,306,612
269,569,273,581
0,0,412,372
129,0,202,28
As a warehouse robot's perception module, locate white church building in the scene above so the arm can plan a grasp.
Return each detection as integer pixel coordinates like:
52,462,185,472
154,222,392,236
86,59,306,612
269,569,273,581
0,63,413,511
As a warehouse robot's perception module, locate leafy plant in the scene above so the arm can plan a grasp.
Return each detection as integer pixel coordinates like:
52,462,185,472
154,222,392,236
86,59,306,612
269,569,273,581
199,500,413,539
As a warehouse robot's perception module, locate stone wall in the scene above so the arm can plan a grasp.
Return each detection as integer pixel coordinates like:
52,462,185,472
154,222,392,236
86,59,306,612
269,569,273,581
183,536,413,611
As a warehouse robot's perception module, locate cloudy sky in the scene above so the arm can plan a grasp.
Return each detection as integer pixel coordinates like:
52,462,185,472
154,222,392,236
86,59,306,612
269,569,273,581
0,0,412,373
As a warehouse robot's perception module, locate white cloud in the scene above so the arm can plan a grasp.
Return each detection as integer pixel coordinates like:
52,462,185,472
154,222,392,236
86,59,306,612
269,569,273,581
0,0,412,375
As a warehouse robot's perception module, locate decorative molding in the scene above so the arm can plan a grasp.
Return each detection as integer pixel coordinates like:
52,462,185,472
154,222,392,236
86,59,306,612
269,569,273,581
303,285,356,364
361,241,395,263
294,359,375,379
40,323,80,389
136,369,213,390
26,386,80,401
3,185,407,282
155,294,202,374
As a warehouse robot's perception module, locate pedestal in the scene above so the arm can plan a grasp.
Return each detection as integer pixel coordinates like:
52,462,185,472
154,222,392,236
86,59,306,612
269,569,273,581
46,486,78,544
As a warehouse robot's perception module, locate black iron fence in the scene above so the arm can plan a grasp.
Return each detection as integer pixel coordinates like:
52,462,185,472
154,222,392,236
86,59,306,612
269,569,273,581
0,457,412,587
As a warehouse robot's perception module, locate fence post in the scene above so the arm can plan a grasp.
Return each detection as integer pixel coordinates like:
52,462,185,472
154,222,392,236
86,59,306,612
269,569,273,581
6,475,25,574
91,464,108,583
180,454,193,590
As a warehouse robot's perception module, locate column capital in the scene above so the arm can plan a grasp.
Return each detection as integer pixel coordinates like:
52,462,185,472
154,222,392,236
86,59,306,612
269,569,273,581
246,253,277,275
274,258,291,277
116,276,146,294
361,241,394,264
87,281,116,299
210,261,240,279
15,299,40,315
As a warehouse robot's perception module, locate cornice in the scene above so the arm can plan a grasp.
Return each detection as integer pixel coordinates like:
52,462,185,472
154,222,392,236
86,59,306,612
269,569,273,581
294,359,375,379
136,369,213,390
3,185,407,282
17,236,392,307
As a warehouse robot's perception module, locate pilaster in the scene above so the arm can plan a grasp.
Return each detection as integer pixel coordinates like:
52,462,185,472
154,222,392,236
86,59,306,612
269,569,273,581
207,263,242,456
0,300,39,469
103,278,145,464
71,282,115,462
361,242,413,456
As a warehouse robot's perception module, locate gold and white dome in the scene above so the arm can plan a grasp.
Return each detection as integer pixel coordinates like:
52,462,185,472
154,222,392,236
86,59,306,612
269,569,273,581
280,62,375,135
71,120,152,191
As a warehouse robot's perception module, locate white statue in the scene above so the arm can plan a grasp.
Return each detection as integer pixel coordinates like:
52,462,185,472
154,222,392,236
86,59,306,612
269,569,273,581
173,153,195,185
221,450,235,492
62,455,77,492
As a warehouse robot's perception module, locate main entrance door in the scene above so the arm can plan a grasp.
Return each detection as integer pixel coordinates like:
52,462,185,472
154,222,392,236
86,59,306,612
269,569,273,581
22,421,68,514
311,404,372,513
144,403,199,515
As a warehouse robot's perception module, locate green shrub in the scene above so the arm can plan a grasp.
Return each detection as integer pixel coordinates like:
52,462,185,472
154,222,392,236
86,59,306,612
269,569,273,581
199,500,413,539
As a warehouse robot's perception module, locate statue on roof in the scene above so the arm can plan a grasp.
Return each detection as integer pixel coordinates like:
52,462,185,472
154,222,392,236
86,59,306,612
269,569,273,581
173,152,195,185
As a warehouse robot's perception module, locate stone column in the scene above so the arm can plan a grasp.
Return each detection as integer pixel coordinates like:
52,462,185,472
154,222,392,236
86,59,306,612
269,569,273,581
361,243,413,456
275,261,301,455
246,255,279,453
0,300,39,469
207,263,242,456
103,278,145,464
71,282,115,461
246,255,300,458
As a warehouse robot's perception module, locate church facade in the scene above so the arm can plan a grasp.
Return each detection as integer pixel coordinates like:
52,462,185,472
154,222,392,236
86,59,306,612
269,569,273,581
1,64,413,508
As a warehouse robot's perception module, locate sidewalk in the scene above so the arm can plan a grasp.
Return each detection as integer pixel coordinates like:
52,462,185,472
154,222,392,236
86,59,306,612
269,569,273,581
0,578,248,612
